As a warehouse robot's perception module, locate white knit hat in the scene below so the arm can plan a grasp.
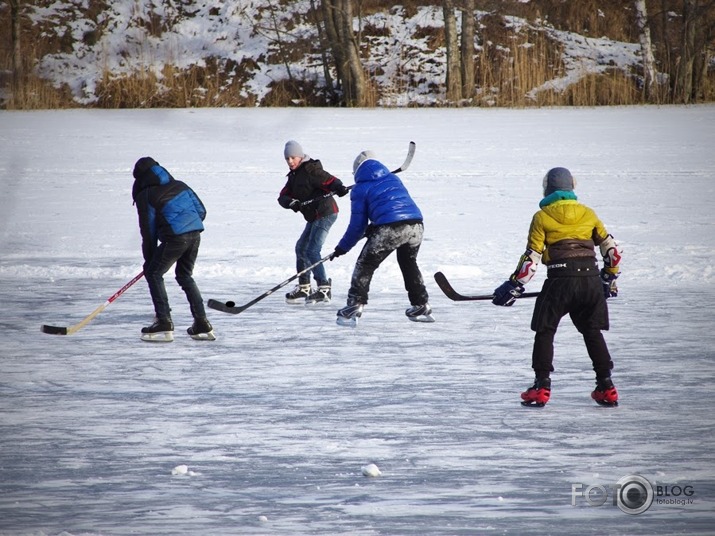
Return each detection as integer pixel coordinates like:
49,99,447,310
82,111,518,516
352,150,377,175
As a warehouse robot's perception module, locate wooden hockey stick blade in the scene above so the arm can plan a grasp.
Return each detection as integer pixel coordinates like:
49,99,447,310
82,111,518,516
41,302,110,335
434,271,539,301
41,272,144,335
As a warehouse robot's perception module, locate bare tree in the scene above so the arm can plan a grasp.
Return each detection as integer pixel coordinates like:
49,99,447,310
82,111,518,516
635,0,658,101
310,0,338,104
460,0,476,100
678,0,698,103
9,0,22,100
319,0,367,106
443,0,462,102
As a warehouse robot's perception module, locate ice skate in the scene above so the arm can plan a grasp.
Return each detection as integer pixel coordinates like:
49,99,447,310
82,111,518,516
336,299,364,327
187,318,216,341
285,283,312,304
306,280,331,305
591,377,619,407
521,377,551,407
405,303,435,323
141,318,174,343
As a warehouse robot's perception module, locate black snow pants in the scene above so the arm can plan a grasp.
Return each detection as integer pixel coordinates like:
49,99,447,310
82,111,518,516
347,221,429,306
530,269,613,379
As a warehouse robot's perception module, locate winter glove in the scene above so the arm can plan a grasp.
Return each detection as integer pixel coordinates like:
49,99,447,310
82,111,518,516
335,185,350,197
331,246,347,260
600,269,619,299
492,279,525,306
288,199,301,212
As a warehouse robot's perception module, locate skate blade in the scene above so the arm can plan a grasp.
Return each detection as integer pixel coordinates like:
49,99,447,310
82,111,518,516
407,313,435,323
190,331,216,341
286,299,308,305
305,299,331,306
336,316,359,328
594,399,619,407
520,401,546,408
141,331,174,343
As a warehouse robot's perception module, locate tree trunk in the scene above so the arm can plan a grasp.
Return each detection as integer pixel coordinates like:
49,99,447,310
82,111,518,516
340,0,367,106
310,0,338,104
460,0,475,100
321,0,346,90
634,0,657,101
319,0,367,106
443,0,462,103
678,0,697,103
10,0,22,99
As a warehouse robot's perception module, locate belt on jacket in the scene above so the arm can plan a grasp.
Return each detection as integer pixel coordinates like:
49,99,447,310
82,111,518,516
546,258,598,278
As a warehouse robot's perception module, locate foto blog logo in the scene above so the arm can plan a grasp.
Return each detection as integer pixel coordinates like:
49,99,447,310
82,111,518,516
571,474,695,515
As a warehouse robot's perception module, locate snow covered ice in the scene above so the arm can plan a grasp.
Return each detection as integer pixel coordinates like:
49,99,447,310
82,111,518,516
1,105,714,534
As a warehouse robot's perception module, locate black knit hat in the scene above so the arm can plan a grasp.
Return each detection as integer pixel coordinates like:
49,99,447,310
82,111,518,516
133,156,159,180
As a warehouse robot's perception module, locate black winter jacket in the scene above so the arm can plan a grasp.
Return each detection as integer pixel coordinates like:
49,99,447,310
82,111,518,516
278,159,345,222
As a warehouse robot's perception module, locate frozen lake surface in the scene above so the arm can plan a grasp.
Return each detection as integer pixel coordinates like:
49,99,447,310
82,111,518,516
1,106,714,535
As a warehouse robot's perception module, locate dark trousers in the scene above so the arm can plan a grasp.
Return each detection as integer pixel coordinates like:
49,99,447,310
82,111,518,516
530,275,613,378
348,221,429,306
145,231,206,321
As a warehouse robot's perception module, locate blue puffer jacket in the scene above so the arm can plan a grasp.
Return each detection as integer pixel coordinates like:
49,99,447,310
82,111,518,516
132,157,206,263
337,159,423,252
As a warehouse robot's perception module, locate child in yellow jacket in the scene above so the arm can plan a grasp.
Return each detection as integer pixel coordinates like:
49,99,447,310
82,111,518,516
492,167,622,407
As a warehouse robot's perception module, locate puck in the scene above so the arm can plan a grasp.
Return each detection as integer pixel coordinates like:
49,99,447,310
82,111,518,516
225,301,235,307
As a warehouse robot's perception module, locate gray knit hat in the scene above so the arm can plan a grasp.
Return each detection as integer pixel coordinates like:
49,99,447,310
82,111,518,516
353,150,377,175
284,140,304,159
543,167,575,196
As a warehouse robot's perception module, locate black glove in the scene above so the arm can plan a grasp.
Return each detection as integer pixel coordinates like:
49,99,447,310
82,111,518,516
288,199,301,212
336,185,350,197
492,279,525,306
331,246,347,260
600,269,619,299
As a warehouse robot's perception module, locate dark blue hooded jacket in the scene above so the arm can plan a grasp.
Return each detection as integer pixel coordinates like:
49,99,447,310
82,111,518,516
132,157,206,263
337,158,423,252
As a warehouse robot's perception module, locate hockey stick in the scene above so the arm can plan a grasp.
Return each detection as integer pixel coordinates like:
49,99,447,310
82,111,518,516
299,141,416,207
207,254,334,314
300,185,354,207
391,140,416,174
434,271,539,301
41,271,145,335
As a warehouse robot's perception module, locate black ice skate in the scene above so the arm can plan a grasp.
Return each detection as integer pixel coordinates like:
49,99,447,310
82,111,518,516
187,318,216,341
286,283,312,304
306,279,331,305
141,317,174,343
405,303,435,323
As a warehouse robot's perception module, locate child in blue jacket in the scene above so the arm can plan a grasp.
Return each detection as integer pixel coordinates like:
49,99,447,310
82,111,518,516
132,157,214,342
332,151,432,326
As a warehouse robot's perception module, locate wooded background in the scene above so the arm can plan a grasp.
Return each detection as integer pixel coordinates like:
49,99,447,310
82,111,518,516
2,0,714,108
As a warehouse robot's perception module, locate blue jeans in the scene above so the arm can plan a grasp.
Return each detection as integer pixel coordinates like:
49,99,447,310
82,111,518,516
145,231,206,320
295,213,337,285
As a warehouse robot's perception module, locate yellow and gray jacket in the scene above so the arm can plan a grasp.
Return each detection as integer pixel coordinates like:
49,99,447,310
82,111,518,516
510,191,622,285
